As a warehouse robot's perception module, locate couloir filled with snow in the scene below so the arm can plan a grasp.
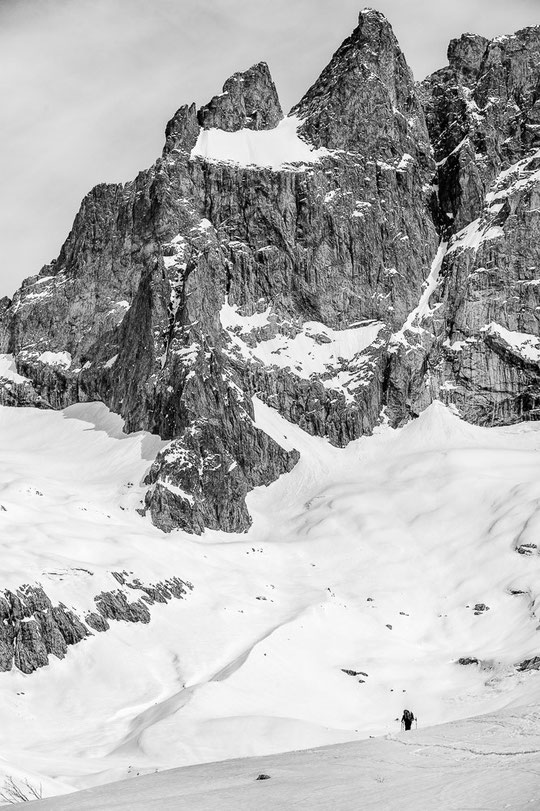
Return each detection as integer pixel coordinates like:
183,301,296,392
1,398,540,802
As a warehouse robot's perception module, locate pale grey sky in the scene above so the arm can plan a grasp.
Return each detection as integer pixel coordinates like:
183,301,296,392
0,0,538,297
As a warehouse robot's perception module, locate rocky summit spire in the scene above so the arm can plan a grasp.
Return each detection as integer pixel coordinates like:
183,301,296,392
446,33,490,83
162,102,200,156
422,23,540,233
197,61,283,132
291,8,430,163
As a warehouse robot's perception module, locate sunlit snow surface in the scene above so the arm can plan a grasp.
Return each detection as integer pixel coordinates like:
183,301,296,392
191,116,328,169
28,700,540,810
1,400,540,803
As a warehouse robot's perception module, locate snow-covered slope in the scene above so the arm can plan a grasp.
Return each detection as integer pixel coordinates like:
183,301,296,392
1,399,540,802
27,694,540,810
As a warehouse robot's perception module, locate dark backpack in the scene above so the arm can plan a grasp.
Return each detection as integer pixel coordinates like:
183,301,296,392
403,710,413,722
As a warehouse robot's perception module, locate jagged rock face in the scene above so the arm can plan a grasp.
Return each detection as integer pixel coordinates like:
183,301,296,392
292,8,432,169
517,655,540,671
0,576,192,674
423,26,540,234
144,409,299,534
435,157,540,424
163,103,200,157
5,12,540,531
198,62,283,131
387,25,540,427
0,9,440,535
0,585,89,674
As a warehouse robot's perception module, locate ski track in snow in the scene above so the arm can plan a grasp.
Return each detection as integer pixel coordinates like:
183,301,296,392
1,399,540,804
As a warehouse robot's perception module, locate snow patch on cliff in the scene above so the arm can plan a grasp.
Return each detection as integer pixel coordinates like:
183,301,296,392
37,351,72,370
390,242,447,346
191,116,329,170
483,322,540,362
486,148,540,208
0,354,28,384
220,301,273,333
220,301,385,399
447,220,504,255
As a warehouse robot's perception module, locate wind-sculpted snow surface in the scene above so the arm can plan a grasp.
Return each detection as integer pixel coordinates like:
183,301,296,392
26,698,540,810
1,401,540,801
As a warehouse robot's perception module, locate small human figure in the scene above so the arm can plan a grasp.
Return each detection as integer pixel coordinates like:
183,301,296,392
401,708,415,731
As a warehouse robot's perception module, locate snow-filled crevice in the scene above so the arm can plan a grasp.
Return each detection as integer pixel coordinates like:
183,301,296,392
390,241,447,348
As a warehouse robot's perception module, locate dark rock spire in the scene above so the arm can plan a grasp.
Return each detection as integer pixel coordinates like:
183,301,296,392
291,8,431,164
447,34,490,83
197,61,283,131
163,103,200,156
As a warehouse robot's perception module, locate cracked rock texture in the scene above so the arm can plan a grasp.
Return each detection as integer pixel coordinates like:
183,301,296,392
2,10,540,532
0,576,192,674
388,24,540,426
198,62,283,131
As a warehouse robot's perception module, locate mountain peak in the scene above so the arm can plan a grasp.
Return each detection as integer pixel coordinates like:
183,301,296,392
358,7,392,26
290,8,429,159
162,102,199,156
197,61,283,132
358,6,390,25
447,33,490,82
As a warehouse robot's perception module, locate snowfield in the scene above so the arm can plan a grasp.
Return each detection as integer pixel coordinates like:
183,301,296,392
190,116,329,169
27,699,540,810
1,399,540,805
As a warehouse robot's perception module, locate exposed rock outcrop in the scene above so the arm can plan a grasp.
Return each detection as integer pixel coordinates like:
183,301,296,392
517,655,540,671
198,62,283,131
388,24,540,426
0,585,89,674
424,27,540,234
292,8,431,166
0,575,192,674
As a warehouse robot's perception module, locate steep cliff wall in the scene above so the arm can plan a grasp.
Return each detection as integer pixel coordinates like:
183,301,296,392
2,10,540,534
389,25,540,425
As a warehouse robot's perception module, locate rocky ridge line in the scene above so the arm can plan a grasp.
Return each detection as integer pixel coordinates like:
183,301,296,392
0,575,192,674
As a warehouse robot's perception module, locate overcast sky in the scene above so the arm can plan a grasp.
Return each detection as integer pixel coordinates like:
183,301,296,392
0,0,538,297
